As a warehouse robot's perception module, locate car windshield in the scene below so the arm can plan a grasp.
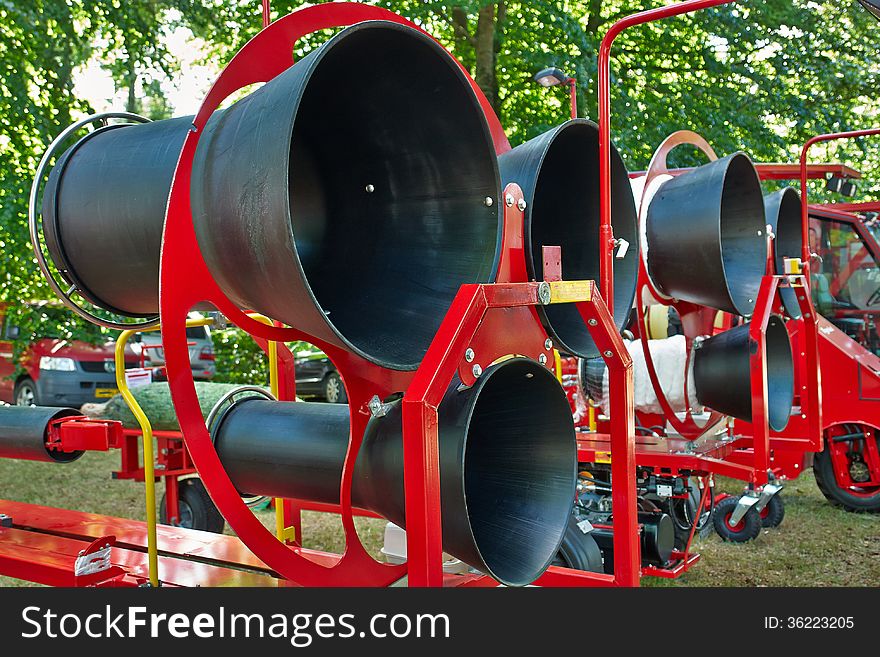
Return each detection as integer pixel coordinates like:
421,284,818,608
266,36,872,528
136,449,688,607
810,217,880,313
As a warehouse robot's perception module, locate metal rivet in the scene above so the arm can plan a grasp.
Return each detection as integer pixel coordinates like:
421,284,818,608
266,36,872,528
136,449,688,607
544,338,553,350
603,350,613,358
539,353,547,365
517,198,527,211
748,299,753,304
365,184,375,193
588,319,598,326
472,364,483,377
484,196,493,207
505,194,514,207
465,348,475,362
757,230,762,236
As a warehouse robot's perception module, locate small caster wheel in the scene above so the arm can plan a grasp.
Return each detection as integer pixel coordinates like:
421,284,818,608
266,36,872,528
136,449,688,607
713,495,761,543
160,478,225,533
759,494,785,528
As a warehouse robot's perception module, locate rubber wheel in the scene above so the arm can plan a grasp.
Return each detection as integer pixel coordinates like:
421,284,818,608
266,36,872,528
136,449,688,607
759,494,785,528
323,372,347,404
713,495,761,543
551,516,604,572
14,377,38,406
159,478,225,533
814,437,880,512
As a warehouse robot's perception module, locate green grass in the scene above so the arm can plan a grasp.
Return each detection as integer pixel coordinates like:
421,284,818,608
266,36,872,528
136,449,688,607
0,450,877,587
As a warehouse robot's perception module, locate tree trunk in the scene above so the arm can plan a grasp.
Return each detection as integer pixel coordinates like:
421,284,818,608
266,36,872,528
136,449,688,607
474,3,499,114
125,53,137,114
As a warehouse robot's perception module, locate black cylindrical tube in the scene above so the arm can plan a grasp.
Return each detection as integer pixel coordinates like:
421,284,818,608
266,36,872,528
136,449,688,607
498,119,639,357
764,188,803,318
590,512,674,567
645,153,766,316
43,22,501,370
42,117,192,317
212,357,577,587
693,315,794,431
0,406,83,463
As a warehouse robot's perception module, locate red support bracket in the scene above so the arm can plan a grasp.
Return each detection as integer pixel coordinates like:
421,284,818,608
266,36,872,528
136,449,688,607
46,416,122,454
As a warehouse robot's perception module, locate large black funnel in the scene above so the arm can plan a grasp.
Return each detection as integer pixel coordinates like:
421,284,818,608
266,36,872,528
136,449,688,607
764,188,803,318
498,119,639,357
645,153,766,316
692,316,794,431
212,358,577,587
43,22,501,369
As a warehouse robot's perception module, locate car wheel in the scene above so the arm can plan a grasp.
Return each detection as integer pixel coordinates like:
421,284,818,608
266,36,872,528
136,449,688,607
14,377,38,407
323,372,347,404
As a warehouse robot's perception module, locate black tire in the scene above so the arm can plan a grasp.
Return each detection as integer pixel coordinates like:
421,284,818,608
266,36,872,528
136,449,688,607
713,495,761,543
159,478,225,533
551,516,604,572
759,493,785,528
813,434,880,512
13,377,38,407
323,372,347,404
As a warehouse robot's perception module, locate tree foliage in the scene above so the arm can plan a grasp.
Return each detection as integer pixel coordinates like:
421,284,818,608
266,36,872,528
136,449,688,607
1,0,879,382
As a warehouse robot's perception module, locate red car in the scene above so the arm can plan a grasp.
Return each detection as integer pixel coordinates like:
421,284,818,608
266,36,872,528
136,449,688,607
0,303,137,408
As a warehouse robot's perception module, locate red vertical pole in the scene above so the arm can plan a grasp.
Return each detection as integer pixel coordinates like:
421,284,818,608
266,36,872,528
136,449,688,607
569,79,577,120
577,291,639,586
748,276,778,487
262,0,271,28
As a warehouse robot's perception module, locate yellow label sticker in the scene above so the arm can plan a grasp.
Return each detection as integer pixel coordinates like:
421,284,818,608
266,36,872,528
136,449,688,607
548,280,593,304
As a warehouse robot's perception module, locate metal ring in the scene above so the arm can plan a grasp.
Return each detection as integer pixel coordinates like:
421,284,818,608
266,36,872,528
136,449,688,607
28,112,160,331
205,385,277,436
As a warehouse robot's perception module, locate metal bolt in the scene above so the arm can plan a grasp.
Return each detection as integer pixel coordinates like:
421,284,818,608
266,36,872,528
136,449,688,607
368,395,390,418
539,353,547,365
544,338,553,350
748,298,753,304
537,282,552,305
804,312,811,318
505,194,514,207
365,184,375,193
472,364,483,377
603,350,613,358
465,348,475,362
588,318,598,326
757,229,762,236
517,198,527,211
483,196,493,207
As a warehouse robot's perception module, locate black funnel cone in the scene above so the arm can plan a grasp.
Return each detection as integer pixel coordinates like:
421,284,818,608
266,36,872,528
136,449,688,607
498,119,639,357
646,153,766,316
693,316,794,431
212,358,577,587
43,22,501,370
764,188,803,318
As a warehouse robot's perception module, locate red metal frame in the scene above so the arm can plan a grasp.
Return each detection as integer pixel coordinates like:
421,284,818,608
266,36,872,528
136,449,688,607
155,3,638,588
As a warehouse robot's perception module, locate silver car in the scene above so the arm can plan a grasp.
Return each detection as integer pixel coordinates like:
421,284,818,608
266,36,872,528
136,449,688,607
136,325,215,381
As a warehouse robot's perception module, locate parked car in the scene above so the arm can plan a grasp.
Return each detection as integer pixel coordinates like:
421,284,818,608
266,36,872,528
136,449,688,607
294,350,347,403
0,303,138,407
136,323,215,381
